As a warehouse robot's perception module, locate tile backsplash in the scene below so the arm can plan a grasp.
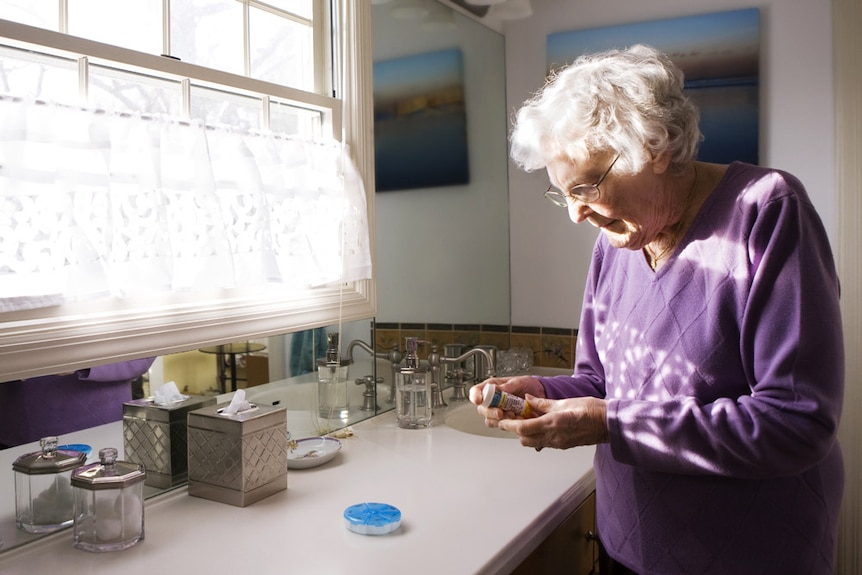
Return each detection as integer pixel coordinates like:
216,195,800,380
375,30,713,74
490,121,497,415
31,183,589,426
374,321,577,371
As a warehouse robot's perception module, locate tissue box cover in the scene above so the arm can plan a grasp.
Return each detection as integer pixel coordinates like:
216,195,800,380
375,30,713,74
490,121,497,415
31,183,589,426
123,395,217,489
187,403,288,507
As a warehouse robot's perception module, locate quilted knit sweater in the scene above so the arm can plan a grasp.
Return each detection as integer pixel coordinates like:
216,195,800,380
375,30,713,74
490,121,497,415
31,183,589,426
0,357,155,447
539,162,844,575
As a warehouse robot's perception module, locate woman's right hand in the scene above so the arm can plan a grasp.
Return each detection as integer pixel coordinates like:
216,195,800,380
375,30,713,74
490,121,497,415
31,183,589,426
470,375,545,426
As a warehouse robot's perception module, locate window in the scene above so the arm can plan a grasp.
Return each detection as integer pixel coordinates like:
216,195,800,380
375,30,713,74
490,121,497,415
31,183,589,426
69,0,163,55
0,0,330,126
0,2,376,381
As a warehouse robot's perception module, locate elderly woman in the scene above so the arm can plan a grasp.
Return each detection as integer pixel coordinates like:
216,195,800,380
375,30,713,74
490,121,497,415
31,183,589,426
472,45,843,575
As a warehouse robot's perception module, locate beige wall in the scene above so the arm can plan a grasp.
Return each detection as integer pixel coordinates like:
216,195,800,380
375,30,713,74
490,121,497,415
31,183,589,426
162,351,218,395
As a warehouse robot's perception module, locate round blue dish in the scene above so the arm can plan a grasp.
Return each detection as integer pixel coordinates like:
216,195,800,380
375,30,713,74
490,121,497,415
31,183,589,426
343,502,401,535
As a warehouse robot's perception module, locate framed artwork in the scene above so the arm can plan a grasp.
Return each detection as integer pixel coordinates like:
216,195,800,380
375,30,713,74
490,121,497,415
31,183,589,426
548,8,760,165
373,48,470,192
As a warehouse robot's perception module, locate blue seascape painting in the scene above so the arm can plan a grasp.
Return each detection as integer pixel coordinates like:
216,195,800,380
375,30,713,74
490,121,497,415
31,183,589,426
547,8,760,165
373,48,469,192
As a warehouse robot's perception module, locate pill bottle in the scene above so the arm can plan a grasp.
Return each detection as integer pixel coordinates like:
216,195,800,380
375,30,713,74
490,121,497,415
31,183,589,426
481,384,531,417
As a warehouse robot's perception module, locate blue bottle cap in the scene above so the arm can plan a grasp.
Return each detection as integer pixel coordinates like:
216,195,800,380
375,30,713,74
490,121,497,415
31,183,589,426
343,502,402,535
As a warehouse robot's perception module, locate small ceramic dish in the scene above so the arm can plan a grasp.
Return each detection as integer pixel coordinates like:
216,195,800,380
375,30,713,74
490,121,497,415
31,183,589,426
287,436,342,469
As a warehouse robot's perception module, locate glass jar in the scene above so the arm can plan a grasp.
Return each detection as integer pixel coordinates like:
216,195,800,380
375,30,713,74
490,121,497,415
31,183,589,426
317,361,350,420
12,436,87,534
71,447,146,552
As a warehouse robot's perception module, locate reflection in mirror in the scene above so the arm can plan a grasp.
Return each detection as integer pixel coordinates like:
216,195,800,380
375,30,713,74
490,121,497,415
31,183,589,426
370,2,510,426
234,319,391,438
373,0,510,326
0,0,510,555
0,318,384,552
0,358,157,450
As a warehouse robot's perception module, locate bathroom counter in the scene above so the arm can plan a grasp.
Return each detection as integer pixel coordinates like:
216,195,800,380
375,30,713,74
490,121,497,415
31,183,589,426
0,397,596,574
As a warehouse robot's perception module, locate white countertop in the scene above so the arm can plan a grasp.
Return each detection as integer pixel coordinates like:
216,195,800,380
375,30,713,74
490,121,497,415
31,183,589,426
0,385,595,575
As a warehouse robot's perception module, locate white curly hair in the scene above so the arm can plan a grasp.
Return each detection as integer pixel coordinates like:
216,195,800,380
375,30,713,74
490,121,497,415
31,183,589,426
510,44,702,176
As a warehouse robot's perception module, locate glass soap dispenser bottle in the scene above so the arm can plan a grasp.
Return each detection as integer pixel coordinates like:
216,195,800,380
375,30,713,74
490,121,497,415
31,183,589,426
12,436,87,534
396,337,432,429
317,332,351,420
71,447,146,552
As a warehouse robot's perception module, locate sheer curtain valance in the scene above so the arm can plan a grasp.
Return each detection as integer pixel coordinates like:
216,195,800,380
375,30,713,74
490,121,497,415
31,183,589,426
0,95,372,313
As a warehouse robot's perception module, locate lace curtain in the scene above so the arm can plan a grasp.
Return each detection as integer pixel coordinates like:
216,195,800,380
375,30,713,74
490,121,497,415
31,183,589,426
0,95,372,313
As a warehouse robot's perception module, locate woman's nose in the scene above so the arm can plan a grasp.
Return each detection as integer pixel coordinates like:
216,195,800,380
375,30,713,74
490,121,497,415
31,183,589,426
566,196,590,224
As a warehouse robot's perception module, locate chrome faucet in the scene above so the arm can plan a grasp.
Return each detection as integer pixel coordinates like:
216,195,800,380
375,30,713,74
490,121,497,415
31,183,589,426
427,345,447,410
346,339,402,404
345,338,375,362
427,344,497,403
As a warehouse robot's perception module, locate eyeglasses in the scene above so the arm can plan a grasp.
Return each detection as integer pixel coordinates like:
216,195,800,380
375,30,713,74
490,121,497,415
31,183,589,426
544,154,620,207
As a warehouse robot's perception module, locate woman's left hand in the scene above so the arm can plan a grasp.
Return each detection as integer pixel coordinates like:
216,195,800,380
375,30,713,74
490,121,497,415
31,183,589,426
498,396,609,450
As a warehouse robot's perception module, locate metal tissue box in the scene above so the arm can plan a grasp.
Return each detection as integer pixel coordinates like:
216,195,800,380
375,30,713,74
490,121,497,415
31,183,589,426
123,395,217,489
187,403,288,507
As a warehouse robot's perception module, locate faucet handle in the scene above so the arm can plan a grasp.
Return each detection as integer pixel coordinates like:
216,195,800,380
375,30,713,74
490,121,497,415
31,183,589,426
427,344,442,366
355,375,383,412
387,345,402,365
449,368,471,402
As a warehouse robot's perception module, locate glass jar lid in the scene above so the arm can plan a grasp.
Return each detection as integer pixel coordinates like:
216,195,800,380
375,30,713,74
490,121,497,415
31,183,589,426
71,447,145,490
12,436,87,475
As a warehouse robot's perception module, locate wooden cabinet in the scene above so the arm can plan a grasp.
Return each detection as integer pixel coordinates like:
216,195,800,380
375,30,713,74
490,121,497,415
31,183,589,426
512,491,598,575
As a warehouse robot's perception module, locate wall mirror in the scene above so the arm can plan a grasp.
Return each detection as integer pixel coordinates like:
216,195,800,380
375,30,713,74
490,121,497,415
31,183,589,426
0,0,509,554
373,0,510,327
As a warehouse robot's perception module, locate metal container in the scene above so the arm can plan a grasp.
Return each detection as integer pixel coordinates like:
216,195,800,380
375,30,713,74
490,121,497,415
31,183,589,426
71,447,146,552
122,395,216,488
187,402,288,507
12,436,87,534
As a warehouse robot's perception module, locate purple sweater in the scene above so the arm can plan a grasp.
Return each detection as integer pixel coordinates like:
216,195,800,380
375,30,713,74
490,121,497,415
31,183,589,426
540,163,844,574
0,357,155,447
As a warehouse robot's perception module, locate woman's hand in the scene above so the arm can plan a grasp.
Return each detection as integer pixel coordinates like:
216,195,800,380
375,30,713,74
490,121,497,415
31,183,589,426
498,396,609,450
469,375,545,423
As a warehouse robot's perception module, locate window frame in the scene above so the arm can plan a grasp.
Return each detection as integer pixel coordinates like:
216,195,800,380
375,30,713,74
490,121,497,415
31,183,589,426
0,2,376,381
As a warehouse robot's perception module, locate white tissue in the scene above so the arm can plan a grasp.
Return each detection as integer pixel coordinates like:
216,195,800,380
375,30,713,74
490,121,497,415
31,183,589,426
153,381,188,406
221,388,252,415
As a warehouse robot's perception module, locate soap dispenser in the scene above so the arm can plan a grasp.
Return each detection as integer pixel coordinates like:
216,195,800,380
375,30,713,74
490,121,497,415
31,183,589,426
317,333,350,420
396,337,432,429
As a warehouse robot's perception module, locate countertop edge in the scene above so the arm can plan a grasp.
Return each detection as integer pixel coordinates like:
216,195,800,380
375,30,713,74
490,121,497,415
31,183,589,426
480,464,597,575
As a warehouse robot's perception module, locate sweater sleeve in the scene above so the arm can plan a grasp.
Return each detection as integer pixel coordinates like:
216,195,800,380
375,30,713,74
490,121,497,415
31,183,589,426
79,357,156,383
607,172,844,478
540,240,608,400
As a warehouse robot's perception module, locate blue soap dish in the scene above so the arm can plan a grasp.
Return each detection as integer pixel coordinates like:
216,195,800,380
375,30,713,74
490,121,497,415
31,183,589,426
343,502,401,535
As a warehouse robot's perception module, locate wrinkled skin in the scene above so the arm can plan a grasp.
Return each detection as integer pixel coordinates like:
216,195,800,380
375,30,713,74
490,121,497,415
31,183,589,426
470,377,609,450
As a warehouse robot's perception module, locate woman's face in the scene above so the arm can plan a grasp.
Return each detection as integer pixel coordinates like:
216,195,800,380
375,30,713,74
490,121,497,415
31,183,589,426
546,152,671,251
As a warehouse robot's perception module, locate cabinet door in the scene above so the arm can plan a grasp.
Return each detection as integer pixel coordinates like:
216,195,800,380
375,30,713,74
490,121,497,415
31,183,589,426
512,491,597,575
